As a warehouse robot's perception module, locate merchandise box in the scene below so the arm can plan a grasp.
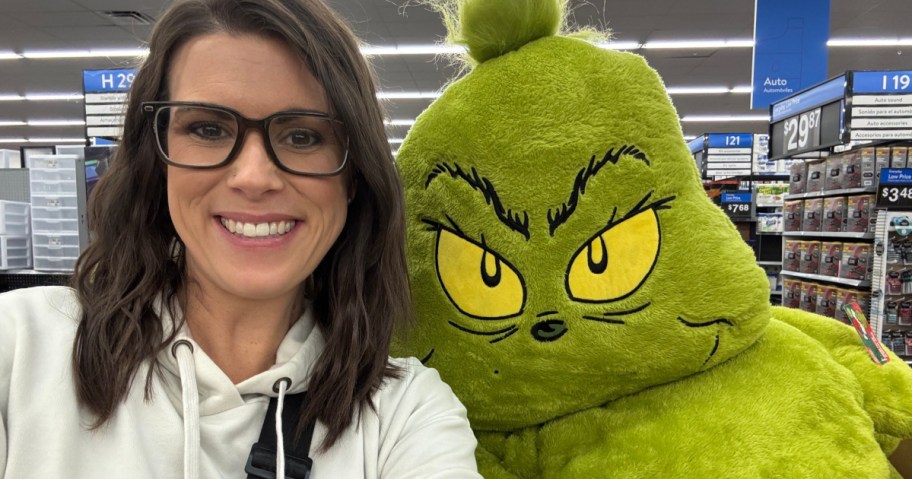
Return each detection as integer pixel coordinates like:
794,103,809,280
824,154,843,191
801,198,823,232
799,241,821,275
805,160,827,193
819,241,843,277
783,239,802,271
815,286,838,318
891,146,909,169
783,200,803,232
822,196,846,232
839,242,872,281
799,282,818,313
876,147,892,175
846,194,873,233
860,147,888,188
788,161,807,195
757,213,783,233
782,278,802,309
842,152,862,188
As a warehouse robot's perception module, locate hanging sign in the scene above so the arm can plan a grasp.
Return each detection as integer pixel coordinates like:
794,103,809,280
849,70,912,141
83,69,135,140
751,0,831,110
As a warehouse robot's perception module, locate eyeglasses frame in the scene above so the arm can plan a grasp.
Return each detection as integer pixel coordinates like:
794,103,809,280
141,101,349,177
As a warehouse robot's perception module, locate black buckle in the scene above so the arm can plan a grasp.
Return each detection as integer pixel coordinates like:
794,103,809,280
245,443,313,479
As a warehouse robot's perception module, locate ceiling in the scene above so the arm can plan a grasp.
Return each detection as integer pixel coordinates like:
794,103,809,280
0,0,910,149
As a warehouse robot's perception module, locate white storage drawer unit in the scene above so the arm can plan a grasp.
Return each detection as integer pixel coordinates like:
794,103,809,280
0,236,32,270
0,200,30,235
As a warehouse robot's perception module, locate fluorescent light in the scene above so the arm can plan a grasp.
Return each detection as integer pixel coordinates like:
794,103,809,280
26,138,87,143
0,52,21,60
730,85,753,93
377,91,441,100
681,115,769,122
27,120,86,126
0,121,26,126
642,39,754,49
683,135,697,140
828,38,912,47
0,138,26,143
361,45,464,56
385,119,416,126
388,138,405,144
0,93,85,102
668,86,730,95
21,48,148,59
26,93,84,101
596,41,642,50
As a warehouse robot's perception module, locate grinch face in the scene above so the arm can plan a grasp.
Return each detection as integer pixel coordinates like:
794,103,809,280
395,37,770,430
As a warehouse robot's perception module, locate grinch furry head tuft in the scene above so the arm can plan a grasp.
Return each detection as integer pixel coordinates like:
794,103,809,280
393,0,912,476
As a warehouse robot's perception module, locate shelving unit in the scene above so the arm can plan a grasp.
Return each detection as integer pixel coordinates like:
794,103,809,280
780,270,871,288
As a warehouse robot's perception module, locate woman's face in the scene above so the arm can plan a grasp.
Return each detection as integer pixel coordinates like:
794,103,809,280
165,33,349,303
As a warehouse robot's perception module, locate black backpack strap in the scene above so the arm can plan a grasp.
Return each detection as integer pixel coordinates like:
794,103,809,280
245,392,316,479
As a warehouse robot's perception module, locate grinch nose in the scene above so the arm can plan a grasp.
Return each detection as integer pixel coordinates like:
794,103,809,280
531,319,567,342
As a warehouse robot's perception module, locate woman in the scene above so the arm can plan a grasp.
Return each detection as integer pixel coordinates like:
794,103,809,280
0,0,480,478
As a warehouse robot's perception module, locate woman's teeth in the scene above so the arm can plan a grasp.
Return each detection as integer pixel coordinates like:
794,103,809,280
219,217,296,238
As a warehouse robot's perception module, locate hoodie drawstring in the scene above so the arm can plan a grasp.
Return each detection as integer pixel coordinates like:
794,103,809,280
173,340,200,479
274,378,291,479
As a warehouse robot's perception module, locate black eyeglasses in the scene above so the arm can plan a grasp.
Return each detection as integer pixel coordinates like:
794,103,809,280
141,101,349,176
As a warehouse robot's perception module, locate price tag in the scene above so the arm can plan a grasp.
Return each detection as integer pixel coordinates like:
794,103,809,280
781,107,822,156
721,192,752,220
877,168,912,208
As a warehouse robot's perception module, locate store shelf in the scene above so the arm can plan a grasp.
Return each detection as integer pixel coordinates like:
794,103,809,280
780,270,871,288
757,203,784,208
757,261,782,266
770,290,782,296
782,231,874,239
784,187,876,201
757,231,783,236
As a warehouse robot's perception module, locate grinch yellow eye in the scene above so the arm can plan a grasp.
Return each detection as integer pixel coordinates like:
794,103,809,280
435,228,525,319
566,209,661,302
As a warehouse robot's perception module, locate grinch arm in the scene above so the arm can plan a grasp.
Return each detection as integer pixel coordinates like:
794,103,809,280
475,431,537,478
890,439,912,478
771,306,912,449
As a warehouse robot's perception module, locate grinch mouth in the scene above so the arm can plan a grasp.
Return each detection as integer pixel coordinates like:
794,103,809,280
677,316,734,367
420,348,435,365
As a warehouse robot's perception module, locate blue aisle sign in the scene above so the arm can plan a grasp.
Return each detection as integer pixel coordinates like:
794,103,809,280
751,0,831,110
707,133,753,149
83,69,136,92
853,71,912,94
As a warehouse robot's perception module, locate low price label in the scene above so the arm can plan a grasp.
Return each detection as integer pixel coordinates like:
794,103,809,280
721,193,752,220
781,107,822,156
877,168,912,208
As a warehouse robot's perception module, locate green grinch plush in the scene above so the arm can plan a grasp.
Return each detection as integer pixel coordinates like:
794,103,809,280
392,0,912,477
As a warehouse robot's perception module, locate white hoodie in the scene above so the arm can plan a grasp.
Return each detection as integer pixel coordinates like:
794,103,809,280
0,286,480,479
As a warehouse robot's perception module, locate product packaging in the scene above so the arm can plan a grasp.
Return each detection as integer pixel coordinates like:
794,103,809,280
891,146,909,169
842,151,862,188
799,282,818,312
782,278,802,309
783,240,802,271
822,196,846,232
839,242,873,281
816,286,838,318
805,160,827,192
846,195,873,233
789,161,808,195
802,198,824,232
819,241,843,277
800,241,821,275
825,154,843,191
783,200,803,232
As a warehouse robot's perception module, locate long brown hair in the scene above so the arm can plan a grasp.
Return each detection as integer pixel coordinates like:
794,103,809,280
71,0,410,450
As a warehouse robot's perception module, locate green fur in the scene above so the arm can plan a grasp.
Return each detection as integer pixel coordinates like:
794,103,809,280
392,0,912,476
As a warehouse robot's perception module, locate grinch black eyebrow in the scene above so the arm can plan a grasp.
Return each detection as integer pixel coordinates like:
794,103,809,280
547,145,649,236
426,162,530,239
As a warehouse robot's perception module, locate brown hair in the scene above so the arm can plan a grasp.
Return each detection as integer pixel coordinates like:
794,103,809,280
71,0,410,450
